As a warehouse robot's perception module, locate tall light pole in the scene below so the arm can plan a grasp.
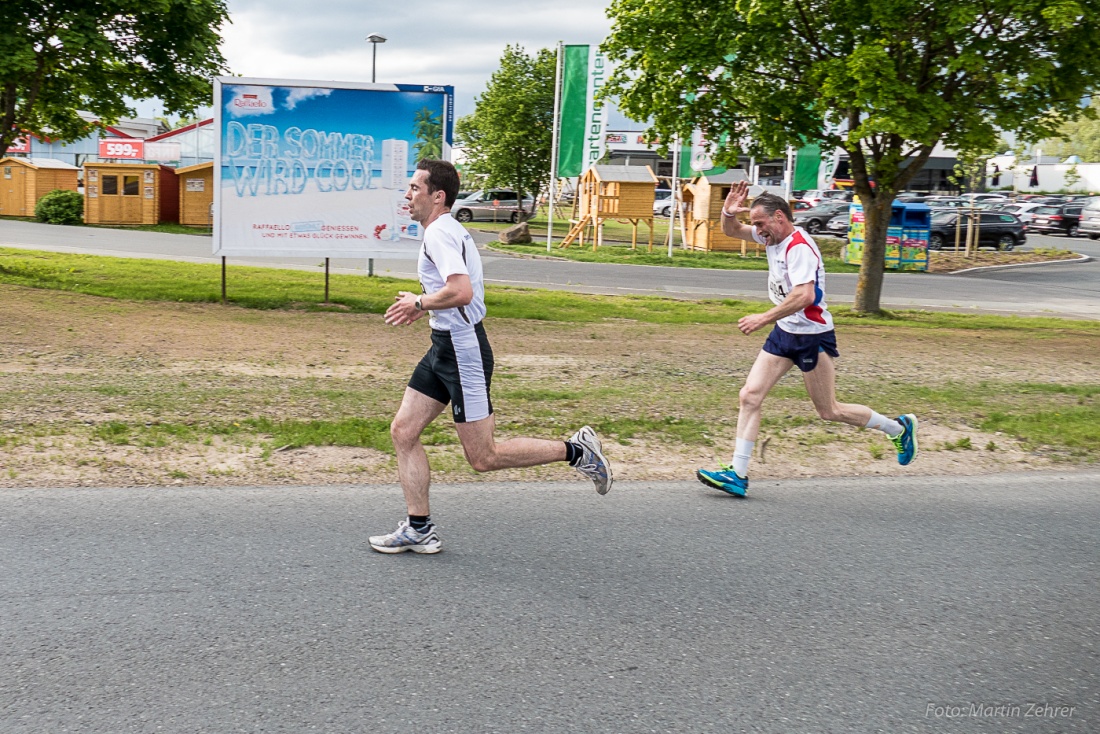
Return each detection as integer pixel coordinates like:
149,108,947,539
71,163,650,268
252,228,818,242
366,33,387,82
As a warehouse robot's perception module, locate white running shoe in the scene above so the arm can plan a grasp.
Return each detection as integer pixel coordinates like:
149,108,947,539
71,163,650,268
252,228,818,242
569,425,613,495
368,519,442,554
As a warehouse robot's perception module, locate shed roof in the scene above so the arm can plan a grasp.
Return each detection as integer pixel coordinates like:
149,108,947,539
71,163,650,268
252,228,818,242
0,157,79,170
590,165,658,183
176,161,214,174
697,169,750,184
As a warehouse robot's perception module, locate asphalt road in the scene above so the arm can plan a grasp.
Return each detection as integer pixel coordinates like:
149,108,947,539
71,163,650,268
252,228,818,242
2,219,1097,319
2,473,1097,733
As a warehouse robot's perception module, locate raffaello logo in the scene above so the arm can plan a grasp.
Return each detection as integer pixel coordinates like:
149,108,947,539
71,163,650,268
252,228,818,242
234,93,268,109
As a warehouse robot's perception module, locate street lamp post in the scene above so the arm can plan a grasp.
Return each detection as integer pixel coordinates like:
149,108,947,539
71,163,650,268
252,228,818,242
366,33,387,83
365,32,387,277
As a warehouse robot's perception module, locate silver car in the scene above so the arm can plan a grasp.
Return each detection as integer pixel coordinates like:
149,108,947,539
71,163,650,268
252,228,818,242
451,189,534,223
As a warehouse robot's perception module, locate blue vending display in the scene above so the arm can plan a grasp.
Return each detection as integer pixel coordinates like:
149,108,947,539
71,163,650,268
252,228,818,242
841,198,929,272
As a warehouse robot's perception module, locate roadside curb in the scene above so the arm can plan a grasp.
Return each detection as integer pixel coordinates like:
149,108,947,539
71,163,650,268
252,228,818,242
945,253,1091,275
482,241,574,261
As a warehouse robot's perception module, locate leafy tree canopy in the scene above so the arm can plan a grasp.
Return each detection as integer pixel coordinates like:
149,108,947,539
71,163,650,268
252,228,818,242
0,0,230,157
602,0,1100,311
1040,97,1100,161
456,45,556,218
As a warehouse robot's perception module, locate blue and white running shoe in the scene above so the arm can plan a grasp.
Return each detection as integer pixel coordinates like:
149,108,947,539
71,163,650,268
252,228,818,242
890,414,919,466
696,464,749,497
369,519,442,554
570,425,613,495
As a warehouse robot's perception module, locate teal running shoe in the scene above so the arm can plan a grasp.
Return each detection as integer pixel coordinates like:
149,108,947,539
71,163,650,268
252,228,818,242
890,414,919,466
696,464,749,497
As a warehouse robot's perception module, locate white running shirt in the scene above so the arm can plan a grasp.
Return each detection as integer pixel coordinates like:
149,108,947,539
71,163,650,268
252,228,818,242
418,214,486,331
750,225,834,334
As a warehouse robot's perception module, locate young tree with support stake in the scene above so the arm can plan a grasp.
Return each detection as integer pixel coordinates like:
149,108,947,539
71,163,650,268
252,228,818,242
601,0,1100,312
0,0,230,159
455,45,556,222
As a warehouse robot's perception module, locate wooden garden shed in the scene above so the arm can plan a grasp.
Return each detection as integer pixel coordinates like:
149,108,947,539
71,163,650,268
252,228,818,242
0,157,79,217
176,161,213,227
562,165,658,250
83,162,179,225
681,169,763,253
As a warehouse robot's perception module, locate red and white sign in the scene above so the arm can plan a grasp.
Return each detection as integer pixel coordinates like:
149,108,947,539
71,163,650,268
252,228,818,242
99,138,145,159
8,135,30,154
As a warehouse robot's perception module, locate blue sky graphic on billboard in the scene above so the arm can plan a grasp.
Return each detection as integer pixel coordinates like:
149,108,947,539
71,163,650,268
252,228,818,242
214,79,453,259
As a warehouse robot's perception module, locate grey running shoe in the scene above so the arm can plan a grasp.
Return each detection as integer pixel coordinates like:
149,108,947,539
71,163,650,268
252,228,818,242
368,519,442,554
569,425,613,495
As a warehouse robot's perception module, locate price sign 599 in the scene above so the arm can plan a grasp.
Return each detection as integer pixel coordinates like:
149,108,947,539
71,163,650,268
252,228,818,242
99,138,145,159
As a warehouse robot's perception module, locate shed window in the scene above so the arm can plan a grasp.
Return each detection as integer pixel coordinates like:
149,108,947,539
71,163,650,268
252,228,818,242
122,175,140,196
102,175,119,195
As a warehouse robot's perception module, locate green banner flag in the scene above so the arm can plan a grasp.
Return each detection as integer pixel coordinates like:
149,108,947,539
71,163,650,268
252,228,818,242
794,144,822,190
556,45,608,178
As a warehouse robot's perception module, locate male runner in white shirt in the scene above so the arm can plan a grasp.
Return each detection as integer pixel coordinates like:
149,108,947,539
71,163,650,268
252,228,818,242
369,160,612,553
696,181,917,497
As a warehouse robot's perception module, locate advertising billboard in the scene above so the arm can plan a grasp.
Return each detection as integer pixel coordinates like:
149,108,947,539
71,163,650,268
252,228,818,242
213,77,454,258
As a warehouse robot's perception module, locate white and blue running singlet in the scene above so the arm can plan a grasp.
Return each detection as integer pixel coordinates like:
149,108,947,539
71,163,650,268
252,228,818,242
750,225,835,335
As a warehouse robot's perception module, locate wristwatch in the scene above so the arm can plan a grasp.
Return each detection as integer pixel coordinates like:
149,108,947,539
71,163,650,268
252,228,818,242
415,295,424,311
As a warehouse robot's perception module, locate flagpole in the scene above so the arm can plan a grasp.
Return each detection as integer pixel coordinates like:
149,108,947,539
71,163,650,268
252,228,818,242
547,41,564,253
668,136,680,257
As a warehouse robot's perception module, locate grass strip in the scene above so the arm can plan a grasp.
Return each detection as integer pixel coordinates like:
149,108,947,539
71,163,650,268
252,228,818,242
2,247,1098,334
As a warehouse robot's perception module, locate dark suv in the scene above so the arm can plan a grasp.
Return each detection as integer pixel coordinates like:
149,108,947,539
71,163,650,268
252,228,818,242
1029,203,1084,236
928,210,1026,251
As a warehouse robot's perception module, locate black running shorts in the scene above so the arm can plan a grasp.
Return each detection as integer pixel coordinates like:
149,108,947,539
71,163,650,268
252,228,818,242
408,322,494,423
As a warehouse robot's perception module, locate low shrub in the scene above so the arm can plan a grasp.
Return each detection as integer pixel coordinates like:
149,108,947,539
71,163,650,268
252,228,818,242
34,189,84,225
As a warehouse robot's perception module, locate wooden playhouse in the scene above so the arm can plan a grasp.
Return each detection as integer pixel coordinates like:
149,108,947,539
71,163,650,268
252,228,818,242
0,157,80,217
681,169,763,253
82,162,179,225
561,165,658,250
176,162,214,227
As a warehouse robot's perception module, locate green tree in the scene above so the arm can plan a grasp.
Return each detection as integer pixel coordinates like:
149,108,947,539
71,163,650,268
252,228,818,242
0,0,229,158
412,107,443,162
602,0,1100,313
456,45,556,221
1040,98,1100,162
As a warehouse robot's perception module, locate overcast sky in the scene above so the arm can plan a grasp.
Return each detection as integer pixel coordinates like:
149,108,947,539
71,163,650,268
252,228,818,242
138,0,642,128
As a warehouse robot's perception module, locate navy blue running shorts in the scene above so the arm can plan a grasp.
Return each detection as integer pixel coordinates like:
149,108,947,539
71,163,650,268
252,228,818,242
762,326,840,372
408,322,494,423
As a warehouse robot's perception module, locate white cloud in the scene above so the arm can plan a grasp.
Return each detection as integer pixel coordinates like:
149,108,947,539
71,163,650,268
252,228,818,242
284,87,333,110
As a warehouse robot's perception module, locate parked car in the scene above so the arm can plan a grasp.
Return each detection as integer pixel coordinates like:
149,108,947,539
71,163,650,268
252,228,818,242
959,192,1009,203
928,210,1026,250
653,190,674,217
825,212,850,238
799,189,852,206
792,199,813,211
996,202,1046,226
1028,202,1085,236
1076,197,1100,239
925,197,970,209
451,189,535,223
793,201,851,234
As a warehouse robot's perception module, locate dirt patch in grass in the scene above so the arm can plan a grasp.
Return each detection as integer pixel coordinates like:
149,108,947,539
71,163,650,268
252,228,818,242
0,284,1095,488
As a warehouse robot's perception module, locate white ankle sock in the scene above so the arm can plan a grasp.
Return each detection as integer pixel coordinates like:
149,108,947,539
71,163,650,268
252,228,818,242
866,411,904,436
731,438,754,477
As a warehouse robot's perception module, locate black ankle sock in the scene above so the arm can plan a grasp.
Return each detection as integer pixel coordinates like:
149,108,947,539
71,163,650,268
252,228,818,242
408,514,431,532
564,441,583,467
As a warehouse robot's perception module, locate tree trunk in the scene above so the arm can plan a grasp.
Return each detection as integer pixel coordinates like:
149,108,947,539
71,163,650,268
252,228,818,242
853,196,892,313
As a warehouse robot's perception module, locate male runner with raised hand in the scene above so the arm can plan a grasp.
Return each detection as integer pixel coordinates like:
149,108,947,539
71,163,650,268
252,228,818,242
697,181,917,497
